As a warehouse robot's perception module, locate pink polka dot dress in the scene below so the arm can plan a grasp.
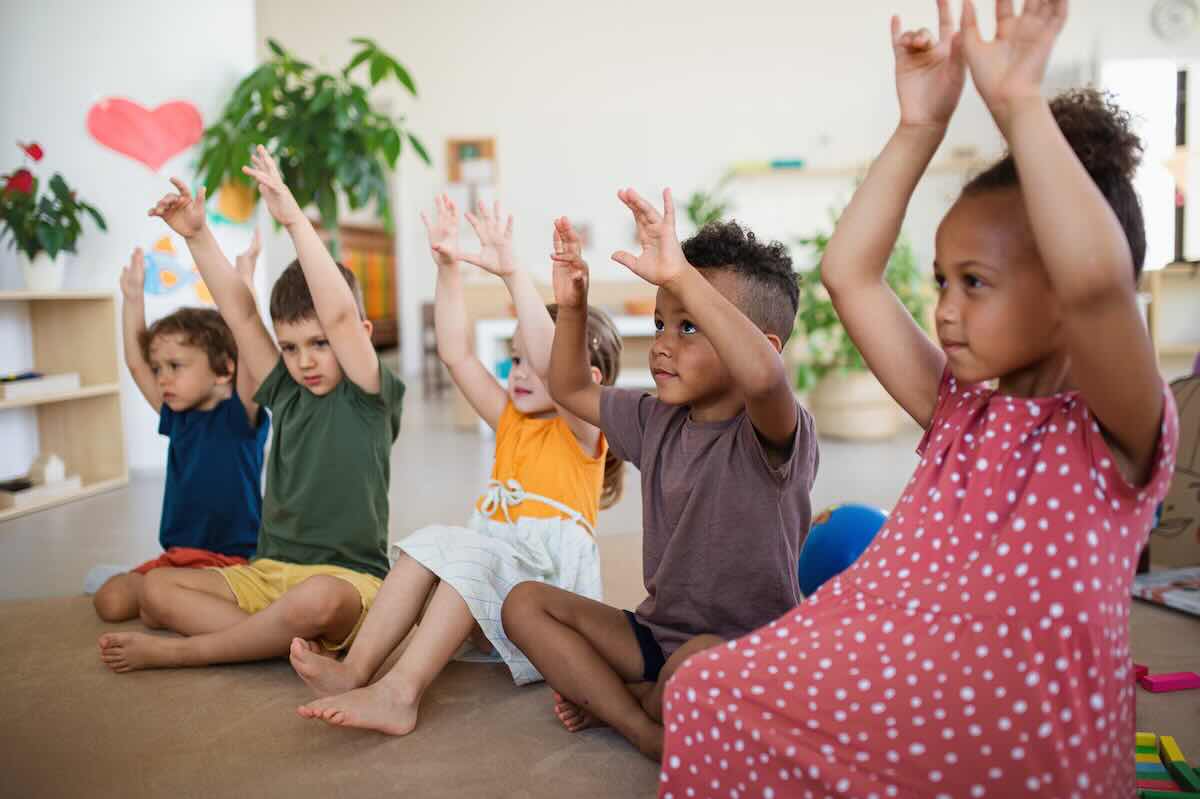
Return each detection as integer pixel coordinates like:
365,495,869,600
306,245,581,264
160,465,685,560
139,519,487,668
659,371,1178,799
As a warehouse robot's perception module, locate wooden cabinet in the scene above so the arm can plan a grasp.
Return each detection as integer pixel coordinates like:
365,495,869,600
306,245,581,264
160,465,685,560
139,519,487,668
0,291,127,521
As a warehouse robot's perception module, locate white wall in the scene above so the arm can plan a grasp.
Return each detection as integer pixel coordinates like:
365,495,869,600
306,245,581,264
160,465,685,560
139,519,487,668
257,0,1197,378
0,0,257,474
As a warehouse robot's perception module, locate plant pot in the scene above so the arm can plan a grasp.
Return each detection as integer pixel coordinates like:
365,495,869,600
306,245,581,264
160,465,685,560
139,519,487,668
808,370,901,441
19,252,66,292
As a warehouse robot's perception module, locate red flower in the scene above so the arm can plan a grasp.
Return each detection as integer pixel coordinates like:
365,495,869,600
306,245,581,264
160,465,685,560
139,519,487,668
5,169,33,194
19,142,44,162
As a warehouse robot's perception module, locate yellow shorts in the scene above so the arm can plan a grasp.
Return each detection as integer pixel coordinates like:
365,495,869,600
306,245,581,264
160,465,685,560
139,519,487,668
211,558,383,651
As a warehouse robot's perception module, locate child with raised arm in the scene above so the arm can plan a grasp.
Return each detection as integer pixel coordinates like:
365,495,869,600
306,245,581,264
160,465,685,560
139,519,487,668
98,146,405,672
289,196,623,736
502,204,818,761
93,236,269,623
659,2,1179,796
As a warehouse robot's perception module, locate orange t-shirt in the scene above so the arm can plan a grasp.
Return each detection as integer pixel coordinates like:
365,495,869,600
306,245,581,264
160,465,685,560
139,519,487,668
477,402,607,529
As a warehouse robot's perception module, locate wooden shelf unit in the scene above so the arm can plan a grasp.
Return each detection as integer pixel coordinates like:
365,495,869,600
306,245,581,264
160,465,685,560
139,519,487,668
1142,262,1200,366
0,291,127,522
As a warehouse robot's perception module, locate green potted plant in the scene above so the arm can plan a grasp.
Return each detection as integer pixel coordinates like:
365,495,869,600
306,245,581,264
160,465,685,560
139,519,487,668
683,173,733,230
792,209,932,440
1,142,107,291
195,37,430,255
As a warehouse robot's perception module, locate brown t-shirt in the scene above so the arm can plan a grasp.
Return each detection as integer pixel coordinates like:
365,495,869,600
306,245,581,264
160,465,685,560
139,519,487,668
600,387,819,657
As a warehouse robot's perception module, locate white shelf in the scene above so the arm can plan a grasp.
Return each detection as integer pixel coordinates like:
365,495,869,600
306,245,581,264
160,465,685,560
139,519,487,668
473,315,657,434
729,157,990,179
0,383,120,411
0,476,128,523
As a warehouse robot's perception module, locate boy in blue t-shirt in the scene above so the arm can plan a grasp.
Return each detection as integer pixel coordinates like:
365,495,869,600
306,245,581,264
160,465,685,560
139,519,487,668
93,241,268,623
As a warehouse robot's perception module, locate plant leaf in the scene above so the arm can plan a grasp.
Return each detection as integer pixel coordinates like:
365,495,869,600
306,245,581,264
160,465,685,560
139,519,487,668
369,54,388,87
381,128,401,165
342,48,372,78
267,39,286,57
390,59,417,96
406,132,431,165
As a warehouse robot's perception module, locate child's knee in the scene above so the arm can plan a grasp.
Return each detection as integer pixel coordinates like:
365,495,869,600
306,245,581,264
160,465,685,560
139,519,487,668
286,576,358,630
501,581,547,638
93,577,134,621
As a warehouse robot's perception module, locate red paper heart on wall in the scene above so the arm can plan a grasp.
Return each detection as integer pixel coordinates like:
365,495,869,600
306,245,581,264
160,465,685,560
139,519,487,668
87,98,203,171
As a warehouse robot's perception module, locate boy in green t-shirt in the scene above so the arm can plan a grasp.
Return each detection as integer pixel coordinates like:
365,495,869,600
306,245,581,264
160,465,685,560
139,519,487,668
99,146,405,672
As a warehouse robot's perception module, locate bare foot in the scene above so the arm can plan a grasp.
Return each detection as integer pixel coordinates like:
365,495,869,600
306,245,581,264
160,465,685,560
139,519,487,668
553,691,608,732
289,638,362,698
98,632,178,672
298,678,420,736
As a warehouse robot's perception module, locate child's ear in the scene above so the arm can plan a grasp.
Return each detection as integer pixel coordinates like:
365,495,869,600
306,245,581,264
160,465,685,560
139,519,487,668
590,365,603,385
765,332,783,354
216,357,236,385
362,318,374,339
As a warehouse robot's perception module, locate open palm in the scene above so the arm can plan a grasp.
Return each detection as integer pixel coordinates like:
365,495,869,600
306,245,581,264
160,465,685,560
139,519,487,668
612,188,685,287
420,194,462,268
462,200,516,277
961,0,1067,127
242,145,304,227
551,217,590,309
120,248,146,303
893,0,966,128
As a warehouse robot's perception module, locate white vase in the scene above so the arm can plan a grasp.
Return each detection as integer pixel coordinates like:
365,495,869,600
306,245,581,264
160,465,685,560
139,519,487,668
809,370,901,441
20,252,66,292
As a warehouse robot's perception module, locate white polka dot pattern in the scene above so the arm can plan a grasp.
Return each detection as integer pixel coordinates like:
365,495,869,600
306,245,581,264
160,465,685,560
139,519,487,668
658,373,1178,799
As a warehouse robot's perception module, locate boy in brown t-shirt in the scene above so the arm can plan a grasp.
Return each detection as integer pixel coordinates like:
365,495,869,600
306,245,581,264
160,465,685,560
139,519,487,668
502,190,818,760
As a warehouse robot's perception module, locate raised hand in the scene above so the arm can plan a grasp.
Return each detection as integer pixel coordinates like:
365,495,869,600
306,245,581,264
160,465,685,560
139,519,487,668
420,194,463,269
148,178,207,239
242,145,305,227
235,227,262,289
611,188,687,287
893,0,966,129
551,217,589,310
961,0,1067,129
462,200,517,277
119,248,146,304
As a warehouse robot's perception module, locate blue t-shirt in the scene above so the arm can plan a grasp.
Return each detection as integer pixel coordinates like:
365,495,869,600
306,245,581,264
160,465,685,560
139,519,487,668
158,395,269,558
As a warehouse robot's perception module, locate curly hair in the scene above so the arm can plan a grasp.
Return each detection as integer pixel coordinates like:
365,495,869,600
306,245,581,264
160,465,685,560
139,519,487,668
269,258,365,324
681,220,800,342
139,307,237,377
963,88,1146,277
546,303,626,508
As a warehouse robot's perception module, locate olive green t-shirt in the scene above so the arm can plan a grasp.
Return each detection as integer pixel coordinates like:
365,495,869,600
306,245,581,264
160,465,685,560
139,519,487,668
253,357,405,579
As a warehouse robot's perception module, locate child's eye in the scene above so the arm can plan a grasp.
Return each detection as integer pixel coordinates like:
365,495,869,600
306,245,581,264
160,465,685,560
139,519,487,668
511,356,521,366
965,275,985,289
653,318,664,333
681,321,697,335
933,274,947,290
150,366,160,375
315,339,329,348
281,344,296,354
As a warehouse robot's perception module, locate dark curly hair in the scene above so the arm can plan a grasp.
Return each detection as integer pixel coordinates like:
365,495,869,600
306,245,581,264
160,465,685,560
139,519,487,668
963,88,1146,278
681,220,800,342
139,307,237,378
270,258,365,324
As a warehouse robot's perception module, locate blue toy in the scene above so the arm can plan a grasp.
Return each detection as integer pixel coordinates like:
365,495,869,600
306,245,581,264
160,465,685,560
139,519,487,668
798,503,888,597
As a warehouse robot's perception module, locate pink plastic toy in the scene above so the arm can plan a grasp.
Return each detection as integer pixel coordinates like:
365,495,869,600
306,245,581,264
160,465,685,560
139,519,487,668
1135,663,1149,681
1138,672,1200,693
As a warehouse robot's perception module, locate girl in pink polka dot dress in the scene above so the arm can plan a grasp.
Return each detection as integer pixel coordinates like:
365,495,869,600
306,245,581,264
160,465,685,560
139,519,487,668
658,1,1179,797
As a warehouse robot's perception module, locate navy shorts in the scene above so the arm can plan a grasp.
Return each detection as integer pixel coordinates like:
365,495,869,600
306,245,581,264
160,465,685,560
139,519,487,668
623,610,666,682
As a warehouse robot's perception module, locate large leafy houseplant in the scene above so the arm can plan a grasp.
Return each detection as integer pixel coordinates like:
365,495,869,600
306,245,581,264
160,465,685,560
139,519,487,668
0,142,107,261
195,37,429,254
793,210,932,393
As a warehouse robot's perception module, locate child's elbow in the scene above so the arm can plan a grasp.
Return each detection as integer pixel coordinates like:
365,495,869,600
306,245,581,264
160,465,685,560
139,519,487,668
741,357,788,402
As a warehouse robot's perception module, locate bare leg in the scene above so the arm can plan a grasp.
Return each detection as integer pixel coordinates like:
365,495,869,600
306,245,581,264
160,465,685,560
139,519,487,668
501,582,662,760
298,580,475,736
640,634,723,723
290,552,438,697
93,573,145,622
98,575,362,672
137,567,246,635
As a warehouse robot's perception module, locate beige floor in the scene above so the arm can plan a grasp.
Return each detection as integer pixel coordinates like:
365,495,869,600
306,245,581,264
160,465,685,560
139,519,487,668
0,382,923,601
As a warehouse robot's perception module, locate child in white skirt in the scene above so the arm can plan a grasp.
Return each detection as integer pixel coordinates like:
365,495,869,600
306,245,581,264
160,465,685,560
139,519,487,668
290,195,624,736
